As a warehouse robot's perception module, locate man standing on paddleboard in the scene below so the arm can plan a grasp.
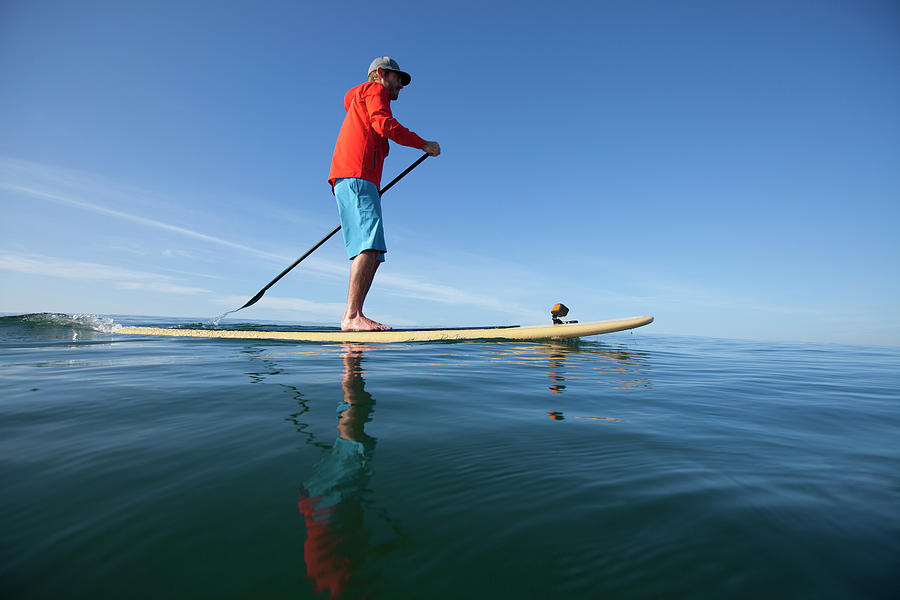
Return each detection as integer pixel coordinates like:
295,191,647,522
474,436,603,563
328,56,440,331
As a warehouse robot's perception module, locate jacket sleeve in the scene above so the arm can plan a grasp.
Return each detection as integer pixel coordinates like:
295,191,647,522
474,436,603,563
363,85,426,149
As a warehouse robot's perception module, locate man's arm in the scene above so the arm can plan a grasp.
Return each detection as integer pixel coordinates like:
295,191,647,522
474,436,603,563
364,85,431,150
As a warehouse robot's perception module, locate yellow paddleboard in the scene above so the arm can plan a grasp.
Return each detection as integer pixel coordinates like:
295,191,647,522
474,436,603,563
115,315,653,343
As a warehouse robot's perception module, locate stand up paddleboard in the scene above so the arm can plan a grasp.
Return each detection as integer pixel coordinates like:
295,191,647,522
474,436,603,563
115,307,653,343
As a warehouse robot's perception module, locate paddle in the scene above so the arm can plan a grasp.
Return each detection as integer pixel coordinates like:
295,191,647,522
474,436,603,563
237,152,430,310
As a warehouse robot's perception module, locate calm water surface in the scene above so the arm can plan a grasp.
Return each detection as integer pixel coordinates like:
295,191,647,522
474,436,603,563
1,314,898,599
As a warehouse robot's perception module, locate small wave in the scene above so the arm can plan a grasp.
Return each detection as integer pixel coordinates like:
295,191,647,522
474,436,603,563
1,313,122,333
170,322,219,330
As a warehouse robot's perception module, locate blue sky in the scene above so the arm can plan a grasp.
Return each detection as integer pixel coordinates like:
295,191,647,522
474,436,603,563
1,0,898,345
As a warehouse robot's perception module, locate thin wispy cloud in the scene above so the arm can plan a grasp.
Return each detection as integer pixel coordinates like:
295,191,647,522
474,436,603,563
162,249,196,259
116,282,210,295
1,183,290,263
0,251,211,295
156,266,230,281
0,252,150,281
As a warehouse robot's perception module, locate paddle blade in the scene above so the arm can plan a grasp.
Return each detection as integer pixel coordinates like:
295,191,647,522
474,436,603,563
241,289,266,310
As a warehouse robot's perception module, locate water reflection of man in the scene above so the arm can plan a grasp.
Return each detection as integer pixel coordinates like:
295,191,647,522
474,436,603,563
298,344,375,599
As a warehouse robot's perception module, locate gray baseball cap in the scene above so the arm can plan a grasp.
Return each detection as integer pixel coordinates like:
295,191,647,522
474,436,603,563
368,56,411,86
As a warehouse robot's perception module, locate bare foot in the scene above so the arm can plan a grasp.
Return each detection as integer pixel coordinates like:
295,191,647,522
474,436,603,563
341,315,392,331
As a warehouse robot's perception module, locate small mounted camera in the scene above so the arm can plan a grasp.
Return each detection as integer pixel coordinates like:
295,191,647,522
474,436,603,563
551,303,578,325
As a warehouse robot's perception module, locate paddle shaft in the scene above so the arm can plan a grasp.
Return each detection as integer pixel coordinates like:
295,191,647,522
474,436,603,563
239,153,429,309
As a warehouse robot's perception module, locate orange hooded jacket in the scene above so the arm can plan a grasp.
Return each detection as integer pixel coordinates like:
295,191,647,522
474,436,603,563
328,81,426,190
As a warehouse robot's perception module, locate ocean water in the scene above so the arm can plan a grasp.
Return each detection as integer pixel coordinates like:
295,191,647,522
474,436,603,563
1,313,898,599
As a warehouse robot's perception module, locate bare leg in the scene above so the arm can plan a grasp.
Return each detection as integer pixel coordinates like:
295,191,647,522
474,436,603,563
341,250,391,331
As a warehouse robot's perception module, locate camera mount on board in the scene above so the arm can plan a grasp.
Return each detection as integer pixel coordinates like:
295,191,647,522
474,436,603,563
551,303,578,325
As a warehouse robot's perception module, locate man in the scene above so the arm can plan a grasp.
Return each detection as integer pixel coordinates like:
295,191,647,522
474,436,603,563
328,56,440,331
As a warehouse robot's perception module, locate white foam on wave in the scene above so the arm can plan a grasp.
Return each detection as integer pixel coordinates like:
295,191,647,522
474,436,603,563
21,312,123,333
71,313,122,333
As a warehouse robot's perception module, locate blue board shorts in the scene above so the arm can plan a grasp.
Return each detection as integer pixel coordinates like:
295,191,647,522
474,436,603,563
333,178,386,262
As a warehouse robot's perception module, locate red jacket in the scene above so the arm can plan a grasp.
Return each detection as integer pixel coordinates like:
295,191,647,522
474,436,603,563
328,81,426,190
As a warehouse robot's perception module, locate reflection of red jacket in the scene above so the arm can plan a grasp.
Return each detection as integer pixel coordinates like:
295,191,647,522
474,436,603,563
299,494,349,599
328,81,426,189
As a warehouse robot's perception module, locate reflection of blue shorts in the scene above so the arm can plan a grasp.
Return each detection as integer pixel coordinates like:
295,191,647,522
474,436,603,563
334,178,386,262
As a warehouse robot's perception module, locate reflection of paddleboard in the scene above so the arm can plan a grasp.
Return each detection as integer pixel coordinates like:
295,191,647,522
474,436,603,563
115,316,653,343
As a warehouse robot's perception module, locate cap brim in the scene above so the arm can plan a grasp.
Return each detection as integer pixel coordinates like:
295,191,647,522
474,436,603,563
395,70,411,86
